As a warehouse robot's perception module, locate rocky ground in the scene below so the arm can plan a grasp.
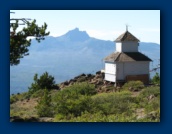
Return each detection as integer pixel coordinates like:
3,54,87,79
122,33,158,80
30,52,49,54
58,71,121,93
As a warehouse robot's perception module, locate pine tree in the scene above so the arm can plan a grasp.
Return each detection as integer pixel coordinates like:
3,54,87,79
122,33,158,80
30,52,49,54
35,89,53,117
10,16,50,65
28,72,55,94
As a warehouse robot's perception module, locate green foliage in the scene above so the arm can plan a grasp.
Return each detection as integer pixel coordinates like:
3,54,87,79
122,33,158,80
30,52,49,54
30,90,45,98
64,82,96,96
53,82,96,117
122,81,144,91
10,96,18,104
10,92,30,104
54,111,139,122
54,95,92,117
10,104,37,119
151,73,160,85
10,19,50,65
139,86,160,98
137,86,160,114
35,89,53,117
11,81,160,122
144,98,160,112
91,91,134,115
28,72,55,94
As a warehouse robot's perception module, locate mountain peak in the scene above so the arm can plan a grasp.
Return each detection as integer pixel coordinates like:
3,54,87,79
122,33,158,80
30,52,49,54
63,28,90,42
73,27,80,31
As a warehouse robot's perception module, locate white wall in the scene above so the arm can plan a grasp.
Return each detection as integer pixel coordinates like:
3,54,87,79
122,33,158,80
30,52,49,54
116,42,138,52
115,61,150,81
105,61,150,82
122,42,138,52
116,62,124,80
105,74,116,82
123,61,149,77
105,62,116,82
116,43,122,52
105,62,116,74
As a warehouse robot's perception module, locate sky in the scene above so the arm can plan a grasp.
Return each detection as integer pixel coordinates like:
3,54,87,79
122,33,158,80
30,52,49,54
10,10,160,44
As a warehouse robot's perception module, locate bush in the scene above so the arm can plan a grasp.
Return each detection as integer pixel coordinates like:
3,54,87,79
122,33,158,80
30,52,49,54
62,82,96,96
151,73,160,85
137,86,160,114
54,93,93,117
52,82,96,117
53,92,93,117
35,89,53,117
10,92,30,104
73,82,96,95
30,90,45,98
91,91,134,115
122,81,144,91
145,98,160,112
54,111,138,122
10,96,18,104
28,72,55,94
139,86,160,98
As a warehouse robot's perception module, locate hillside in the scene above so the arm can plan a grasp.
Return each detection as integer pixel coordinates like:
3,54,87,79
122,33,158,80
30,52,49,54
10,71,160,122
10,28,160,94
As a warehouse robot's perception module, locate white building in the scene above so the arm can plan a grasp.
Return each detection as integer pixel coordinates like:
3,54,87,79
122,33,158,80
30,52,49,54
104,29,152,85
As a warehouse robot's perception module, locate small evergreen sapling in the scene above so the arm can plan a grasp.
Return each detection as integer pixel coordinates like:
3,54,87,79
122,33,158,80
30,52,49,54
28,72,55,94
151,73,160,85
35,89,53,117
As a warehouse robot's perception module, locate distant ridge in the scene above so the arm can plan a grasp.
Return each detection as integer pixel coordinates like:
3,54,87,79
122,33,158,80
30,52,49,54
58,28,90,42
10,28,160,94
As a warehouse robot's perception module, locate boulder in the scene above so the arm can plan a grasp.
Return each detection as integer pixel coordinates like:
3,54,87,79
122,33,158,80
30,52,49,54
96,78,103,85
147,94,155,101
96,71,101,75
63,81,69,86
80,73,86,76
69,79,77,83
77,76,87,82
87,74,93,78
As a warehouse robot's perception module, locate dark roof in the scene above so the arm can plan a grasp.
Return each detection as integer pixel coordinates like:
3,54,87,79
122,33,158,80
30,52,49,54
104,52,152,62
115,31,140,42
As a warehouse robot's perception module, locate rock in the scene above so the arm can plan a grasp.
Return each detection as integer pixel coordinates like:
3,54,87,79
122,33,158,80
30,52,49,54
147,111,158,120
53,85,60,90
77,76,87,82
136,108,146,120
68,79,77,86
128,87,133,91
137,115,147,120
10,116,39,122
80,73,86,76
87,74,93,78
102,72,105,79
38,117,54,122
26,98,30,102
74,73,86,79
101,85,107,89
116,86,121,92
10,116,25,122
147,94,155,101
69,82,74,86
95,74,102,79
96,71,101,75
96,78,103,85
90,79,97,83
63,81,69,86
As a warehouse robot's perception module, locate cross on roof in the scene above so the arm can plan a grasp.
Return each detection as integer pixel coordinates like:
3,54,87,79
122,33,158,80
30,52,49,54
126,24,130,31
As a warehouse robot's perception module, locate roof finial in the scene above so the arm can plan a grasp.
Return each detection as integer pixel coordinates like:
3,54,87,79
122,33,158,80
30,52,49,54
125,24,130,31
